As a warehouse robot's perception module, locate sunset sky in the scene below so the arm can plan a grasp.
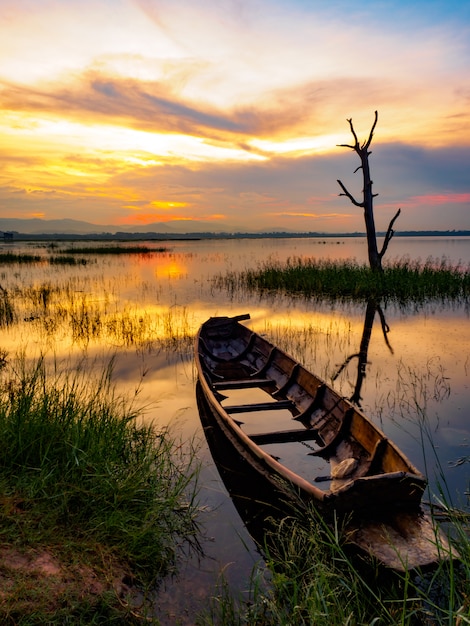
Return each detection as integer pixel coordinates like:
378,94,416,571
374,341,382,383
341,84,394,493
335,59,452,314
1,0,469,233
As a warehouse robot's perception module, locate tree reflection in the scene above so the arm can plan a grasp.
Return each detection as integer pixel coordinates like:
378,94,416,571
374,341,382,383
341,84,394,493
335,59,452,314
333,298,393,406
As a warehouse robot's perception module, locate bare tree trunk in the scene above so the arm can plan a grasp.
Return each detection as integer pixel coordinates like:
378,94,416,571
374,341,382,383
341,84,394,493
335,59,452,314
337,111,400,272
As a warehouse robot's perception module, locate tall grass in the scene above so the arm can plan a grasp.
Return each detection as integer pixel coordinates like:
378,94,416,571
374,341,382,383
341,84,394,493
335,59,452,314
215,257,470,303
0,285,14,327
0,355,201,621
199,504,468,625
0,252,42,264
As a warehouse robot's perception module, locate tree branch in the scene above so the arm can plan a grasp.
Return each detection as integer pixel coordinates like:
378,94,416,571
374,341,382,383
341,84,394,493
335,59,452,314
347,118,360,150
337,179,364,207
379,207,401,260
363,110,378,150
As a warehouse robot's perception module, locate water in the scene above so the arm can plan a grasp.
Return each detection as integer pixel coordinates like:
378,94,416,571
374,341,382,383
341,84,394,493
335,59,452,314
0,236,469,622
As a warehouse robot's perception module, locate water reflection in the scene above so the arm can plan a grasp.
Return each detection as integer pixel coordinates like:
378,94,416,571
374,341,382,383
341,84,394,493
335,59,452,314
0,237,468,617
333,298,393,407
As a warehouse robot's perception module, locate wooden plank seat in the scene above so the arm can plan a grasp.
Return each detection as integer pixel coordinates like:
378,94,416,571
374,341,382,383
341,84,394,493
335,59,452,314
250,428,323,446
224,399,295,414
213,378,276,390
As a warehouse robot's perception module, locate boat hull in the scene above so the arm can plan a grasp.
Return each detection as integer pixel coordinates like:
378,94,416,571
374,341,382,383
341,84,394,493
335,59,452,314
195,314,455,571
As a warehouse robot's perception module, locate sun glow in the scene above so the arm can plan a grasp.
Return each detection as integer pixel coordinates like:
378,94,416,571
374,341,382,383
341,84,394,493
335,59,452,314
0,113,265,165
249,134,346,155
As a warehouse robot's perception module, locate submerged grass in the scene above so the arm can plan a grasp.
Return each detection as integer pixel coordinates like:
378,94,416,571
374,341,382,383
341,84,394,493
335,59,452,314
0,355,200,622
215,256,470,303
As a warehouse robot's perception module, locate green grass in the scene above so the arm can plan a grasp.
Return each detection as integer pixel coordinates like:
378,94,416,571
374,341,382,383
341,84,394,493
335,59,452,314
215,257,470,303
0,355,200,622
199,505,469,625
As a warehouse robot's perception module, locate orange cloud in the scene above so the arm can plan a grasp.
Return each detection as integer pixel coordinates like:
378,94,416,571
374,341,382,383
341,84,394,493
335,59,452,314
149,201,188,210
117,212,226,225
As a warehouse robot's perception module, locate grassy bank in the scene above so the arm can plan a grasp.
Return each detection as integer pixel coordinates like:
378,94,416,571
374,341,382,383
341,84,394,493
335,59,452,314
215,257,470,303
0,356,200,624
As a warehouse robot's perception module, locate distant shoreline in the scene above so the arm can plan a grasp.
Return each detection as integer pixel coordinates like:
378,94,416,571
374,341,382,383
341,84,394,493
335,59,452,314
1,230,469,242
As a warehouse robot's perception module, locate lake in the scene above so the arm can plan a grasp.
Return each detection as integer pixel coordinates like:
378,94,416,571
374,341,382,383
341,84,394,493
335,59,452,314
0,236,469,622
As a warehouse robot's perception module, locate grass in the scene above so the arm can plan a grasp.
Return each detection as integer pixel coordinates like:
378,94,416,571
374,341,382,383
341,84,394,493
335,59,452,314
0,252,42,264
56,245,167,255
198,502,469,625
215,256,470,304
0,277,196,355
0,286,14,327
0,246,168,267
0,355,200,623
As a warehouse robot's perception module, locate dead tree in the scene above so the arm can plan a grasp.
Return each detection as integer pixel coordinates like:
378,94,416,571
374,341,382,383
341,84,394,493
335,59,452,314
337,111,401,272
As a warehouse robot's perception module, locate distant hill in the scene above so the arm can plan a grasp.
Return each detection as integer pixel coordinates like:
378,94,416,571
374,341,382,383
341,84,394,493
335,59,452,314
0,218,121,235
0,217,232,235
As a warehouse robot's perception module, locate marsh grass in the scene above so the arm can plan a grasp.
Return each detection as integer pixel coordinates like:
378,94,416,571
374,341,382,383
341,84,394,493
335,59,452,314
0,252,42,264
215,256,470,303
49,254,89,265
0,355,200,622
0,286,14,327
56,245,167,254
4,275,195,354
199,504,469,625
0,252,88,266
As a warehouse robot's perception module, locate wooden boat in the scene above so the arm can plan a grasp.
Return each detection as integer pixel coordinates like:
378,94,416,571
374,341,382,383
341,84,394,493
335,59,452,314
195,314,455,571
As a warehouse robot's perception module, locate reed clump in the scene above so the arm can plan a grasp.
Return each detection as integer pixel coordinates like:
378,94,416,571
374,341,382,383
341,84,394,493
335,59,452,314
56,245,167,254
215,256,470,303
0,285,15,327
0,252,42,264
0,356,200,622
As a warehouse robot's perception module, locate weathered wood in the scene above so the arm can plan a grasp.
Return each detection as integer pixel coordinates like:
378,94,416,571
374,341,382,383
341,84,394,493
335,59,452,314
213,378,276,390
225,399,295,414
337,111,400,271
250,428,321,446
195,314,456,571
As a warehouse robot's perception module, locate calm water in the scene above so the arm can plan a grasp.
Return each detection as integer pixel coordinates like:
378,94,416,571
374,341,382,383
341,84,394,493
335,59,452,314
1,236,469,622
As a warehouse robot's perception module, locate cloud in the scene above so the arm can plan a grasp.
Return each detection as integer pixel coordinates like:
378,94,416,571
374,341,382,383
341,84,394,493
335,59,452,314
1,0,469,231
